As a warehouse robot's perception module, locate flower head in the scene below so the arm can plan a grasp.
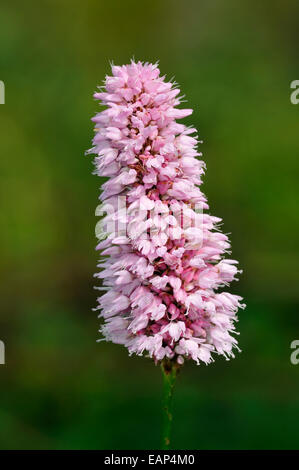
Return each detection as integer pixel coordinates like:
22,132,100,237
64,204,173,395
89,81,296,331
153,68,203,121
89,61,245,365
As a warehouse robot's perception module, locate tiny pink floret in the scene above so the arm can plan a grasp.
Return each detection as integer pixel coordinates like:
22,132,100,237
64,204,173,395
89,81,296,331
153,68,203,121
89,61,245,365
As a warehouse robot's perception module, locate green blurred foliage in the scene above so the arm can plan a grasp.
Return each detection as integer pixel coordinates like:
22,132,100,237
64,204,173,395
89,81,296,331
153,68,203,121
0,0,298,449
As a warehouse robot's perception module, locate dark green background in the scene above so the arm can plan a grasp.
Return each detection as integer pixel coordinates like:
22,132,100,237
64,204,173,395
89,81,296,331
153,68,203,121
0,0,298,449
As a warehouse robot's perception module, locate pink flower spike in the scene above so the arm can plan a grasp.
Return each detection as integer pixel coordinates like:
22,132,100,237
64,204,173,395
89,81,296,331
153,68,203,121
88,60,245,368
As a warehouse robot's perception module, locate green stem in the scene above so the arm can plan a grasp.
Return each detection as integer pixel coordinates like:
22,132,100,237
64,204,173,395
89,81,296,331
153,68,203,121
161,360,179,450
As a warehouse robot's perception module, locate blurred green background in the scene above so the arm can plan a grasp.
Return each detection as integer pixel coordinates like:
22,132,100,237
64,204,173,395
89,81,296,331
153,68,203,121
0,0,298,449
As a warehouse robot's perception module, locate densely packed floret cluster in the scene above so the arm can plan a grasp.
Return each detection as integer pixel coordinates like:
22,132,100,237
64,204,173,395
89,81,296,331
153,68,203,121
88,61,244,365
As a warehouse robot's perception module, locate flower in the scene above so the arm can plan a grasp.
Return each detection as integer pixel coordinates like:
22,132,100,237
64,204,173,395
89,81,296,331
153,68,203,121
88,60,245,365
